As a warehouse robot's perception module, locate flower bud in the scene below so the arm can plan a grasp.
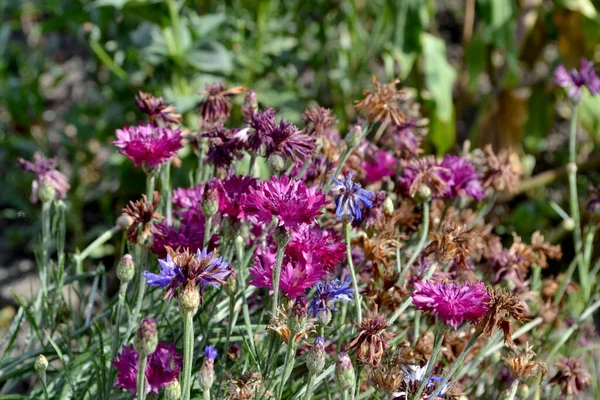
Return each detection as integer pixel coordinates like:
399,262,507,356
165,379,181,400
38,182,56,203
199,346,218,391
235,235,244,248
335,352,355,391
317,308,332,326
345,125,362,149
116,214,133,230
562,218,575,232
267,152,287,173
383,197,394,215
566,162,578,174
34,354,48,374
518,384,530,398
179,285,200,314
224,270,238,296
202,182,220,217
137,228,154,249
117,254,135,284
307,337,326,374
273,225,291,248
415,184,432,202
134,317,158,357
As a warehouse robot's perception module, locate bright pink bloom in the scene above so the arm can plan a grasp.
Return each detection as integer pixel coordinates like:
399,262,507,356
114,123,183,168
215,175,258,221
112,342,182,394
241,175,327,230
411,280,490,329
361,150,397,183
287,225,345,272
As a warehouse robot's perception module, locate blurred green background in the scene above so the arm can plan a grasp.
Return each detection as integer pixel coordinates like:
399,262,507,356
2,0,600,271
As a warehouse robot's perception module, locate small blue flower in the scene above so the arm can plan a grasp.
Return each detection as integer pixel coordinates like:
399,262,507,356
392,363,450,399
204,346,218,360
195,248,231,287
308,278,354,318
143,254,183,288
330,172,374,222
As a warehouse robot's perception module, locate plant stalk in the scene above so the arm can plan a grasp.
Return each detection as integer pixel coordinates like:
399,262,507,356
344,222,362,324
181,310,195,400
411,324,445,400
136,355,148,400
271,242,288,315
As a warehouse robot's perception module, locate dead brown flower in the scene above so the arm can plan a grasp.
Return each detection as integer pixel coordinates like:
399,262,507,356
302,107,337,137
401,156,449,198
504,342,547,380
549,357,590,396
346,307,393,366
480,144,520,193
425,221,475,269
122,192,162,245
267,300,315,345
226,371,263,400
198,83,246,127
477,286,528,344
355,76,407,126
135,91,182,125
364,269,409,311
443,329,483,363
530,231,562,268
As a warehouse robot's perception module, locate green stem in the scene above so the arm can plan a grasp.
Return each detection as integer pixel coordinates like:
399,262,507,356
277,342,297,399
505,379,519,400
235,238,257,356
344,223,362,324
112,283,128,354
166,0,181,56
323,148,352,193
181,310,195,400
372,120,389,143
146,174,155,203
163,163,172,225
76,226,121,262
136,355,148,400
411,324,446,400
304,374,316,400
429,331,480,398
404,200,430,271
40,201,52,306
204,215,212,248
341,390,349,400
132,247,148,319
203,390,211,400
568,106,584,294
53,201,67,319
271,242,288,315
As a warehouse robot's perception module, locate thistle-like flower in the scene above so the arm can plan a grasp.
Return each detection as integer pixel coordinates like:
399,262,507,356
267,300,315,345
198,82,246,127
226,371,262,400
346,308,393,366
549,357,591,396
18,152,71,203
122,192,163,247
114,123,183,168
504,342,547,380
136,91,181,125
355,76,406,125
554,59,600,103
331,172,374,222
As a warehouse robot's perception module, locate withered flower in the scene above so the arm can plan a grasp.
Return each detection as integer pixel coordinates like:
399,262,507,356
355,76,407,126
367,353,408,395
268,299,315,345
530,231,562,268
122,192,163,245
364,270,409,312
198,82,246,127
302,107,337,137
425,221,475,270
346,307,393,365
480,145,520,193
136,91,182,125
477,286,528,344
398,156,449,199
549,357,590,396
504,342,547,380
226,371,263,400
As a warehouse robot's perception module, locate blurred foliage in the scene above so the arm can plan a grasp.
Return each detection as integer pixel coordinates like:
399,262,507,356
2,0,600,266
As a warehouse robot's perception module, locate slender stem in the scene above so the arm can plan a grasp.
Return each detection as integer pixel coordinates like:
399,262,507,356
412,324,445,400
278,342,297,399
223,294,236,362
37,369,49,400
40,201,52,306
132,247,148,319
547,325,577,361
235,238,257,356
53,201,67,319
372,120,389,143
181,310,195,400
203,390,211,400
146,174,155,203
429,331,480,398
580,226,596,301
404,200,430,272
323,148,352,193
341,390,349,400
271,242,288,315
505,379,519,400
112,283,128,354
136,355,148,400
204,215,213,248
163,163,172,225
304,374,316,400
344,222,362,324
76,226,121,262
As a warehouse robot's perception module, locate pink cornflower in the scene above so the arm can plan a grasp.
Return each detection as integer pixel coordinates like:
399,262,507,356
214,175,258,222
241,175,327,230
112,342,182,395
17,152,71,202
554,59,600,103
287,225,345,272
114,123,183,168
361,150,397,183
412,280,490,329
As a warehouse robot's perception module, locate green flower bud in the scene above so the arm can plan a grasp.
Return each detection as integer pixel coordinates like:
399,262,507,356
201,184,219,217
165,379,181,400
116,214,133,230
117,254,135,284
415,184,432,202
137,228,154,249
317,308,332,326
199,347,218,391
335,352,355,391
267,152,286,174
38,182,56,203
224,270,238,296
134,317,158,357
518,384,530,398
344,125,362,149
179,285,200,315
383,197,394,215
307,337,326,374
34,354,48,374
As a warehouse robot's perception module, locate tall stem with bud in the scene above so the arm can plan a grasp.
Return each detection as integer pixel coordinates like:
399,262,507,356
180,287,199,400
271,226,290,315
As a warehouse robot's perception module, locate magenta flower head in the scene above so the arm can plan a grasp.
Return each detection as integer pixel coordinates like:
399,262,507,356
440,155,485,201
412,280,490,329
201,125,248,169
554,59,600,103
214,174,258,222
114,123,183,169
242,175,327,231
361,150,397,183
113,342,182,395
18,152,70,203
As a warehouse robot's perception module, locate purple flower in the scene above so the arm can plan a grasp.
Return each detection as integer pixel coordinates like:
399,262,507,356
135,91,181,125
198,83,246,127
172,184,204,220
214,175,259,222
412,280,490,329
151,216,207,259
201,125,248,168
112,342,182,395
361,150,397,183
17,152,70,202
245,107,278,152
308,278,354,318
440,155,485,201
287,225,345,272
554,59,600,103
383,119,427,158
205,346,218,360
114,123,183,168
242,175,328,231
331,172,374,222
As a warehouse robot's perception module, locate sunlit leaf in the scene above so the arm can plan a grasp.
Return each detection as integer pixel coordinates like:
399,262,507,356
421,33,456,123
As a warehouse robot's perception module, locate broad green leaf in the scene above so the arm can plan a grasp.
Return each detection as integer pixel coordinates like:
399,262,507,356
466,35,486,92
188,13,226,38
261,37,298,56
185,42,232,73
429,105,456,155
421,33,456,123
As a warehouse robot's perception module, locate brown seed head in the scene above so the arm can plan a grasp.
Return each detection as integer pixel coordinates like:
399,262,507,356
477,286,528,344
355,76,407,126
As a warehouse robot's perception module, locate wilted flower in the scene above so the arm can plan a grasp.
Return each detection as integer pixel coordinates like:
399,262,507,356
549,357,590,396
383,117,428,158
425,221,475,270
198,82,246,127
136,91,181,125
18,152,71,202
477,286,528,344
504,342,547,380
346,308,393,365
530,231,562,268
201,126,248,168
331,172,374,222
113,342,182,395
398,156,449,199
242,175,327,231
439,155,485,201
268,300,315,345
122,192,163,246
308,278,354,318
479,145,520,193
355,76,406,125
114,123,183,168
412,281,490,329
554,59,600,103
302,107,337,136
226,372,262,400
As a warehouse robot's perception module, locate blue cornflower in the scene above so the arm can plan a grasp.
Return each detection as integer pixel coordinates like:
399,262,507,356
330,172,374,222
143,246,232,299
393,363,450,399
308,278,354,318
204,346,218,360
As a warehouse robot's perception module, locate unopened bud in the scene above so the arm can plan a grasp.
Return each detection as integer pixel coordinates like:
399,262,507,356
116,214,133,230
383,197,394,215
38,182,56,203
199,346,218,391
317,309,332,326
307,337,326,374
202,181,219,217
179,285,200,314
518,384,530,398
562,218,575,232
273,225,291,248
34,354,48,374
224,270,238,296
117,254,135,284
415,185,432,202
335,352,355,391
267,152,286,173
345,125,362,149
137,228,154,249
134,318,158,357
165,379,181,400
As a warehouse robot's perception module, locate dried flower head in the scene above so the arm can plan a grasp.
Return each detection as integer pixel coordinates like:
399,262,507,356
504,342,547,380
268,300,315,345
226,372,263,400
122,192,163,245
530,231,562,268
346,308,393,366
480,145,520,193
425,221,475,270
302,107,337,136
355,76,406,125
398,156,449,199
136,91,181,125
477,286,528,344
549,357,590,396
198,82,246,127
